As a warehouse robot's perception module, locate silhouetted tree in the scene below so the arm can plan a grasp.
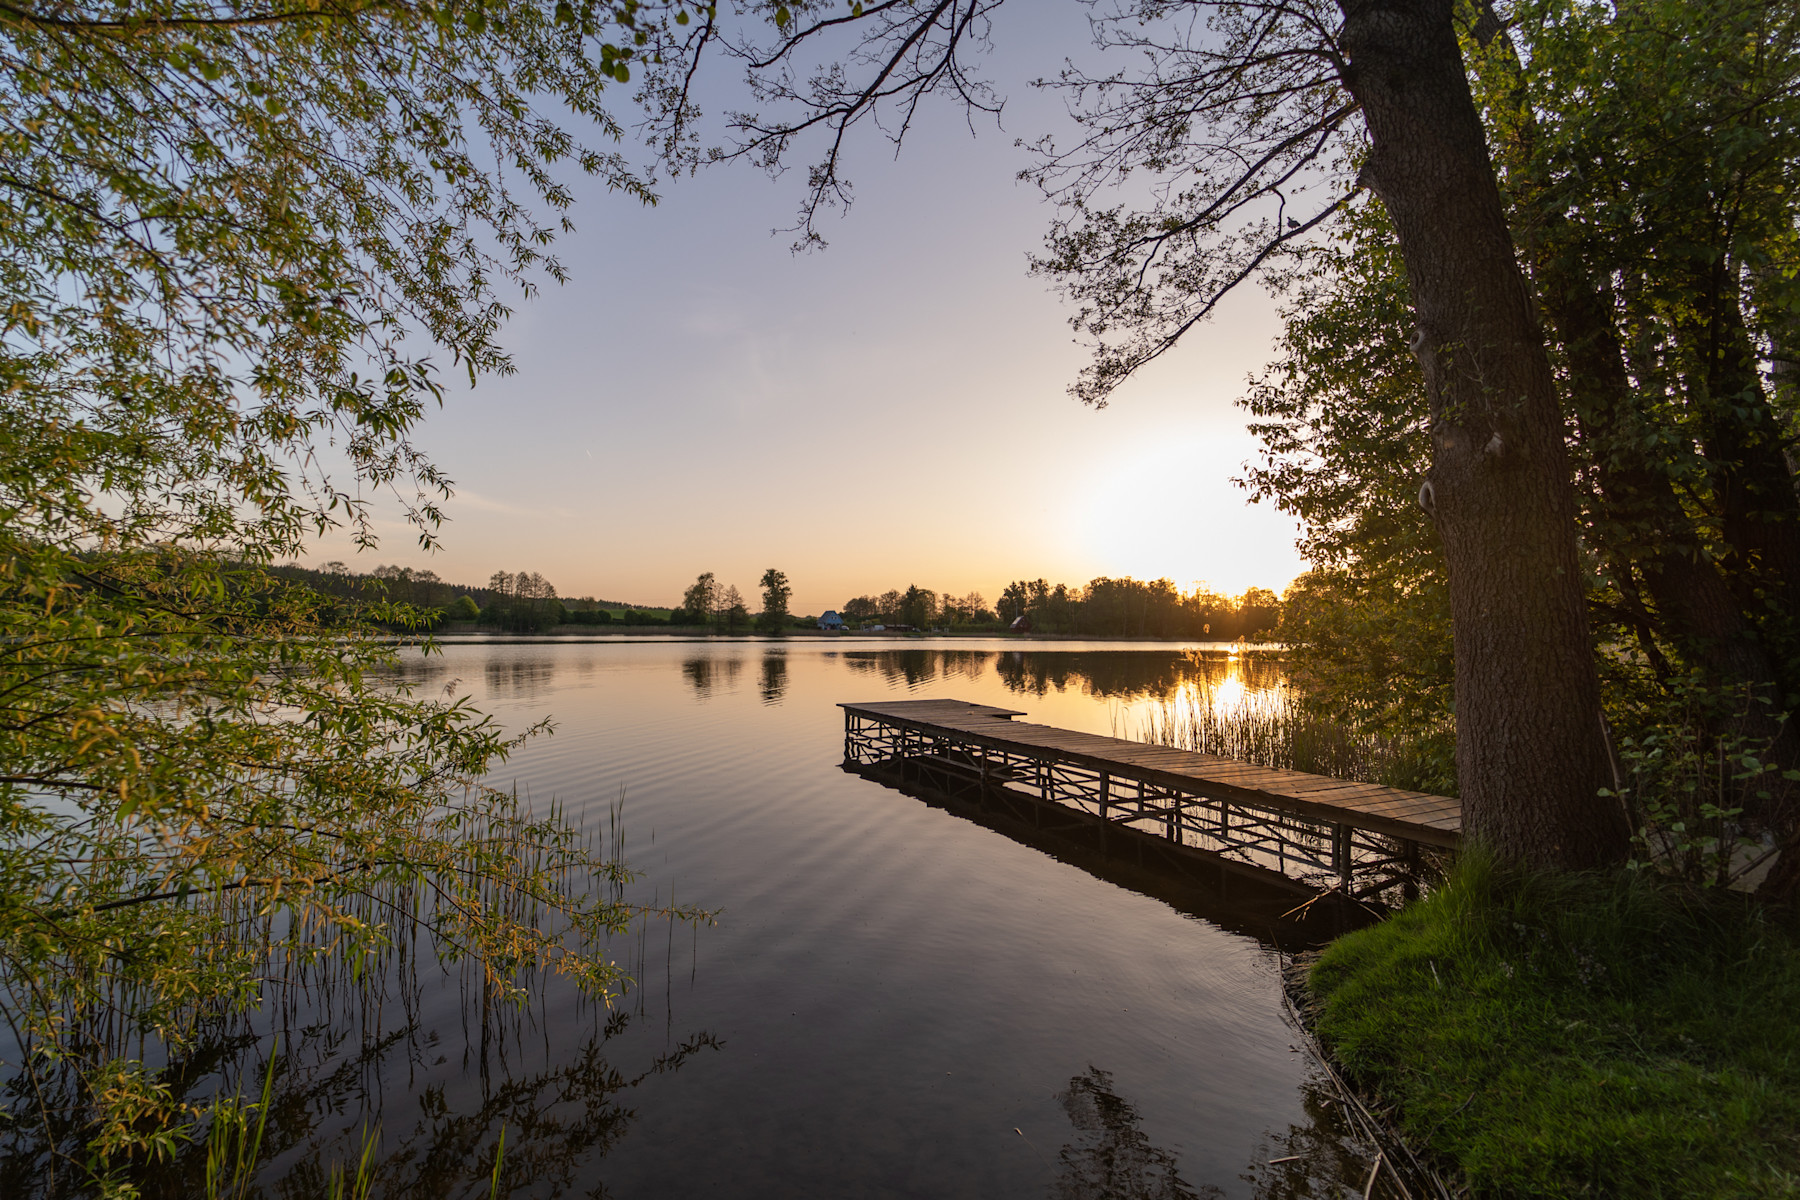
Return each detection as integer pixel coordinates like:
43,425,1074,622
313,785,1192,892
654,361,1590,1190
717,584,749,634
899,584,938,629
998,581,1029,625
757,568,792,635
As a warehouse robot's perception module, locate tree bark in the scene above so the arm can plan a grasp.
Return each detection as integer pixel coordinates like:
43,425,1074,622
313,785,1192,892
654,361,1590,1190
1336,0,1627,867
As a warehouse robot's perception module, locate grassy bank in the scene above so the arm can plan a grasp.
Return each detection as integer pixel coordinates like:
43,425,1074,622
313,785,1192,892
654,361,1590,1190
1307,858,1800,1198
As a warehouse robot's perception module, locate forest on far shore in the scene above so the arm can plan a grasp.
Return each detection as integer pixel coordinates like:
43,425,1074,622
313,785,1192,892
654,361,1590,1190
275,561,1284,640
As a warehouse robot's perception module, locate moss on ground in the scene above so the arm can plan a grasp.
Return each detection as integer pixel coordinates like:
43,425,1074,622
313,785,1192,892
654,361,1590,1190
1308,859,1800,1198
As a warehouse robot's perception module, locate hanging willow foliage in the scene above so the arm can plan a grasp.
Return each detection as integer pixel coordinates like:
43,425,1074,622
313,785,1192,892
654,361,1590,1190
0,2,713,1190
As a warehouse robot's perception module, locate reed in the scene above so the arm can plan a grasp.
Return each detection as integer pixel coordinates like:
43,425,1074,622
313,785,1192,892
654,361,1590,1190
1131,684,1455,794
0,791,713,1198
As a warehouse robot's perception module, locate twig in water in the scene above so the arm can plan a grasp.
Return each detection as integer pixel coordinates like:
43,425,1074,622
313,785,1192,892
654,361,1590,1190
1281,886,1341,920
1013,1126,1050,1166
1364,1149,1384,1199
1280,978,1438,1200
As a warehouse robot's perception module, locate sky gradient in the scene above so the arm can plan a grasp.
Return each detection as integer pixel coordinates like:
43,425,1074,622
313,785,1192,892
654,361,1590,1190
307,7,1310,616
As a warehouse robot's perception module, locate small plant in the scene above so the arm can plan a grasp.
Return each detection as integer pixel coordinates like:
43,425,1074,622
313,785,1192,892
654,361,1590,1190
488,1122,507,1199
1606,672,1790,889
326,1123,381,1200
203,1050,277,1200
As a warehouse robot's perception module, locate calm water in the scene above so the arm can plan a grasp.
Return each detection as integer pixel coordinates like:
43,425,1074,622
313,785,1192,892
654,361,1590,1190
185,640,1378,1197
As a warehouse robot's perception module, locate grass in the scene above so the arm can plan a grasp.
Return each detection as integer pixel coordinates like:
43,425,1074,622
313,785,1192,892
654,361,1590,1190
1308,856,1800,1198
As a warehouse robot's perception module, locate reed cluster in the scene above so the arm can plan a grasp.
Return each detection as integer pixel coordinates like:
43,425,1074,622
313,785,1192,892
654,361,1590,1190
0,791,710,1198
1131,684,1455,795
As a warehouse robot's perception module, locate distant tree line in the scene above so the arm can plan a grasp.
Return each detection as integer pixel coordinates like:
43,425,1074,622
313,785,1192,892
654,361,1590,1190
270,562,674,631
269,562,1282,639
481,570,564,633
839,578,1280,639
841,585,992,631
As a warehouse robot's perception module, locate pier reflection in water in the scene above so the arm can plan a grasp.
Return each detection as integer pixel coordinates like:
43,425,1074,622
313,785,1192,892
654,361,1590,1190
22,641,1405,1199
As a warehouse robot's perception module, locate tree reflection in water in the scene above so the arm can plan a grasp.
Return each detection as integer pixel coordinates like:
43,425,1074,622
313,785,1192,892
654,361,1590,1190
836,648,1280,704
1051,1067,1391,1200
681,654,743,700
483,657,558,700
996,650,1281,702
1052,1067,1218,1200
1236,1073,1390,1200
759,651,789,705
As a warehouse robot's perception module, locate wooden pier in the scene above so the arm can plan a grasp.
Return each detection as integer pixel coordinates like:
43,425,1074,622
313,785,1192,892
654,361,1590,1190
840,698,1459,896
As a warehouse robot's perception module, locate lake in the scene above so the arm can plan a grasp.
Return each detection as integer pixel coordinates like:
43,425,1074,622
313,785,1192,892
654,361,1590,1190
183,639,1381,1198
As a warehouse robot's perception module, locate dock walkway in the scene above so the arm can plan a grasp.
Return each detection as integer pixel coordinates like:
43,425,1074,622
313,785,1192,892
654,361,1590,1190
840,698,1458,894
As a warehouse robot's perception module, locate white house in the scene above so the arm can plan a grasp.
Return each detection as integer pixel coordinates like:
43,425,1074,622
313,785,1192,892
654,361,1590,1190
817,610,846,631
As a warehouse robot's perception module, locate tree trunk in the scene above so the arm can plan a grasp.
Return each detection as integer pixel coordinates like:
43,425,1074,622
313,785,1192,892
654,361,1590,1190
1545,260,1791,707
1337,0,1627,868
1544,254,1800,884
1688,270,1800,651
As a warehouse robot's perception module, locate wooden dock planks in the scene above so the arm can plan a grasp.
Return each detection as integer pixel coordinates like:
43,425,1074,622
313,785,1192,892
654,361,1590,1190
840,698,1460,848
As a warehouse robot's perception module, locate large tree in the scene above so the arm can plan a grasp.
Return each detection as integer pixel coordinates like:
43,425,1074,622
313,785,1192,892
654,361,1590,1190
1333,0,1625,864
1245,0,1800,886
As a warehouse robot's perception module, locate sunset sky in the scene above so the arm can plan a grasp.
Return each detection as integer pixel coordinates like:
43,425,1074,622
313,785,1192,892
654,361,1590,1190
309,7,1309,615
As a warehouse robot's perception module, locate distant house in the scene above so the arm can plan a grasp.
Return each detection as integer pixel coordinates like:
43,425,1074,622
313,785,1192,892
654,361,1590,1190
817,610,846,631
1010,614,1034,633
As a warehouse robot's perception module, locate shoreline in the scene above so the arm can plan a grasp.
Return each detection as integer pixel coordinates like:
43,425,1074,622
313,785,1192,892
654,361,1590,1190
409,628,1285,648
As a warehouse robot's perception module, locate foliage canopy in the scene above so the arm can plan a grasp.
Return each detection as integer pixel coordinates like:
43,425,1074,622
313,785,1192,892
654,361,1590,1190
1250,0,1800,885
0,0,705,1189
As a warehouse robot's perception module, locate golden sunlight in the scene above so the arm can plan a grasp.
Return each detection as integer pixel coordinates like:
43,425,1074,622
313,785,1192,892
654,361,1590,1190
1060,434,1306,595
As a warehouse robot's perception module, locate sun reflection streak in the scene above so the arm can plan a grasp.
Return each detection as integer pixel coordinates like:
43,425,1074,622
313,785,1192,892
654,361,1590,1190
1107,652,1281,743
